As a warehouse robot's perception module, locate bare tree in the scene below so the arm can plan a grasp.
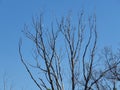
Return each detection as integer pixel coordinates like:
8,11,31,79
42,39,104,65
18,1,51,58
2,74,13,90
19,12,120,90
100,47,120,90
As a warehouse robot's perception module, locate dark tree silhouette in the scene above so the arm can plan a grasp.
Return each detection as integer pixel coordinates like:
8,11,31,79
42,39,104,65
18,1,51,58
19,12,120,90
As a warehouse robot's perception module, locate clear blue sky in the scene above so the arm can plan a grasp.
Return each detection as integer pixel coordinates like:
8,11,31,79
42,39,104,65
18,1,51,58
0,0,120,89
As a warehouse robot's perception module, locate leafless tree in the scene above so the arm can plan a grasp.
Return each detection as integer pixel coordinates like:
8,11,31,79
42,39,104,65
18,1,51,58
100,47,120,90
19,12,120,90
2,74,13,90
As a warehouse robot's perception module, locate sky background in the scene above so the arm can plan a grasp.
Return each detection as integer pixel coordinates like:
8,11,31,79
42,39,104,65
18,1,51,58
0,0,120,89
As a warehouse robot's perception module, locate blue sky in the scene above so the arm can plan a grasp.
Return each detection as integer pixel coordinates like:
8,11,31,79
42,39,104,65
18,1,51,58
0,0,120,89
